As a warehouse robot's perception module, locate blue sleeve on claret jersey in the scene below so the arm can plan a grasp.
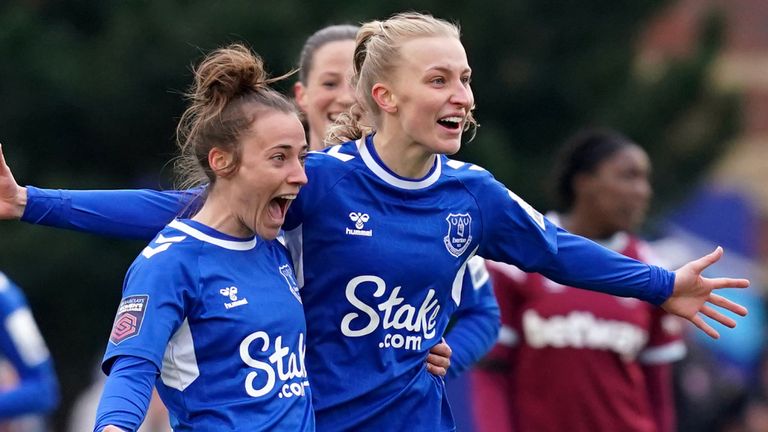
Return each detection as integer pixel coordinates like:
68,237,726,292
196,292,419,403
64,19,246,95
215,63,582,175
0,274,59,419
444,257,500,379
472,175,675,306
94,355,157,432
21,186,203,240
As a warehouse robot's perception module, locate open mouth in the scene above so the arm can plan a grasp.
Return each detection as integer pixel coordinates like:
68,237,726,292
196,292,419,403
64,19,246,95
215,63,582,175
437,116,463,131
268,194,297,221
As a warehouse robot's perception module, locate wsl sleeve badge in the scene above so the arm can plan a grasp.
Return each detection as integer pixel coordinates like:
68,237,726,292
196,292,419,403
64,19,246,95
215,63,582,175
109,295,149,345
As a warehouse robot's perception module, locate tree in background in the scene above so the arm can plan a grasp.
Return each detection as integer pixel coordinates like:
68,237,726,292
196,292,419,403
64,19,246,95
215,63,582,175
0,1,739,429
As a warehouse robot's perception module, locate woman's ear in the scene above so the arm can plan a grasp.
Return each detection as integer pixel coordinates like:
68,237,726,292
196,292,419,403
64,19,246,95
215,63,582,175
294,82,308,112
209,147,234,177
371,83,397,114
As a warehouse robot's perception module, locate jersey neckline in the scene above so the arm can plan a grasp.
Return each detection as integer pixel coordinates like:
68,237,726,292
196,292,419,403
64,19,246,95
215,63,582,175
169,219,258,251
357,134,442,190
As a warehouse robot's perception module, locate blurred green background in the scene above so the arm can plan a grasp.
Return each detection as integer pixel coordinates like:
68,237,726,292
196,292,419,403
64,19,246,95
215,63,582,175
0,1,748,430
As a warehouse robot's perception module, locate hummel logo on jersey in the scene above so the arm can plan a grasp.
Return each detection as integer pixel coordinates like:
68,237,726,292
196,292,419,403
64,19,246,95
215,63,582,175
220,286,248,309
346,212,373,237
141,234,187,258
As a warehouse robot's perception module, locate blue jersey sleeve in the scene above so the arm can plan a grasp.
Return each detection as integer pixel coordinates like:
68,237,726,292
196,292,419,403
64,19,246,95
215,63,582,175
22,186,203,240
94,355,157,432
102,243,195,373
444,258,500,379
0,273,59,419
474,177,674,306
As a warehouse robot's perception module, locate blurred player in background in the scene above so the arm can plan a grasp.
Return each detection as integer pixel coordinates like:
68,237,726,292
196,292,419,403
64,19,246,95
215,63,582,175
0,271,58,432
471,128,686,432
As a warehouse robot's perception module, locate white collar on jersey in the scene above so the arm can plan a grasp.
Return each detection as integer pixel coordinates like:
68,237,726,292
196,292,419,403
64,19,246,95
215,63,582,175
356,138,442,190
546,212,629,252
168,219,258,251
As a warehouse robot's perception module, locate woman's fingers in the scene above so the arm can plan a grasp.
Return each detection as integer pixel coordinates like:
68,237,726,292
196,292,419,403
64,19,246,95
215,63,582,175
686,246,723,274
690,314,720,340
708,293,748,316
707,277,750,290
700,305,737,328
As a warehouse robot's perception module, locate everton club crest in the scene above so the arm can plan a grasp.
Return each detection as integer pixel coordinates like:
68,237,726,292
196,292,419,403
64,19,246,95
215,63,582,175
279,264,302,303
444,213,473,257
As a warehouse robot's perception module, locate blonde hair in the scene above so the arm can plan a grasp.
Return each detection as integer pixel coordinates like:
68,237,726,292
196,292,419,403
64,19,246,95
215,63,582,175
327,12,477,145
175,43,297,190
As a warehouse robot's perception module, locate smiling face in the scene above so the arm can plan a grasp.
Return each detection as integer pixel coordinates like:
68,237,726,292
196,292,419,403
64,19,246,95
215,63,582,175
227,110,308,239
295,40,356,150
576,145,652,234
382,36,473,156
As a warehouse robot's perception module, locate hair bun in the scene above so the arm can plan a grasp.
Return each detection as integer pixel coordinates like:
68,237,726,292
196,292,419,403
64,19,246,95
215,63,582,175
194,43,268,105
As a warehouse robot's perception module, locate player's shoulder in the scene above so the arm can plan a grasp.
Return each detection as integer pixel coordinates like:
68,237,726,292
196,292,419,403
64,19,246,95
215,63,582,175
440,155,494,183
131,221,205,272
307,139,362,171
0,272,25,312
0,271,12,294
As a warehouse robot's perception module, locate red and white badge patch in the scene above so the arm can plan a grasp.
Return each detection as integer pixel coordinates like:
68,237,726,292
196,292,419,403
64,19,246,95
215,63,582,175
109,295,149,345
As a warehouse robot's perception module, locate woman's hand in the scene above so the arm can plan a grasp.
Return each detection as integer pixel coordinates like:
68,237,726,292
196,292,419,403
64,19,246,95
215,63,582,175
661,247,749,339
0,144,26,220
426,339,452,377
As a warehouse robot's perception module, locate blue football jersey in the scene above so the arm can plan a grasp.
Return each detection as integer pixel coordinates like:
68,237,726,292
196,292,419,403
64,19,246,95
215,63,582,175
282,135,673,431
23,135,674,432
102,220,313,432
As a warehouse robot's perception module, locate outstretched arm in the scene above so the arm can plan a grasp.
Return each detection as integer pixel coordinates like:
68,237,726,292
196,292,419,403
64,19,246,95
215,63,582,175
0,144,199,240
662,246,749,339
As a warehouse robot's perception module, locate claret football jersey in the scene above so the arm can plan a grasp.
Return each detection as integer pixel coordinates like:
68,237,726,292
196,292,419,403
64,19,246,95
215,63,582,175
481,219,686,432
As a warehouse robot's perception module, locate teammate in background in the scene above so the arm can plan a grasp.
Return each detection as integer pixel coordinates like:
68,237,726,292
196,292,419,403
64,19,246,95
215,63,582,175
293,23,499,379
293,24,358,152
0,271,58,430
0,12,750,432
95,44,312,431
470,128,687,432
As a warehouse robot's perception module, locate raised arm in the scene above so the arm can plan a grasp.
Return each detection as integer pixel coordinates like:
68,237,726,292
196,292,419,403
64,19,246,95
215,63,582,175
1,144,199,240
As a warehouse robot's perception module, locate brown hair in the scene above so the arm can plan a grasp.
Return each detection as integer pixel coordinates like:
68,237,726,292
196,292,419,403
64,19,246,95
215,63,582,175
327,12,477,145
298,24,359,85
175,43,297,190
